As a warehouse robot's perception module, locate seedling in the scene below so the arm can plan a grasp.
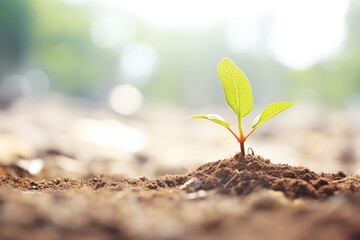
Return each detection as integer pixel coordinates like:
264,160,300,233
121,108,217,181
188,57,296,157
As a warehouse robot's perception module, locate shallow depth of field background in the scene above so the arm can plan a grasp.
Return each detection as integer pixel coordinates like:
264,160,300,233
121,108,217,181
0,0,359,177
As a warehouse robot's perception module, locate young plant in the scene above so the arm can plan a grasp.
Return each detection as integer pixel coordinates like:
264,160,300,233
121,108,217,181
188,57,296,157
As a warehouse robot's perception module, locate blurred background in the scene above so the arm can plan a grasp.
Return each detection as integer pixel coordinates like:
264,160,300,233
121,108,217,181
0,0,359,177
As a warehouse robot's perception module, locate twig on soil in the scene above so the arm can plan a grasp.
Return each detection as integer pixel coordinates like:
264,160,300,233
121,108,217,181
247,147,255,156
332,170,360,183
224,170,240,188
351,169,360,178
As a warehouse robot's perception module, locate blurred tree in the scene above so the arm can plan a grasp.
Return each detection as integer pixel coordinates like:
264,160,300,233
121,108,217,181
28,0,117,96
0,0,359,107
0,0,32,78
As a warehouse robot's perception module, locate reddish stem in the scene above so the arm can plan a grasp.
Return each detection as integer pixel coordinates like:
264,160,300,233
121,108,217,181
227,127,240,142
239,142,245,157
243,129,255,142
227,128,246,156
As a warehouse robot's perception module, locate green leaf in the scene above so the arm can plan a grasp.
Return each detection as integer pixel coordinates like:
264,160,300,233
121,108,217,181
217,57,253,118
187,114,231,128
252,101,297,130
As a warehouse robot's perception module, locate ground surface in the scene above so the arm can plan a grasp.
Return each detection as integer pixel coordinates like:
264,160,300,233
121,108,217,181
1,154,360,240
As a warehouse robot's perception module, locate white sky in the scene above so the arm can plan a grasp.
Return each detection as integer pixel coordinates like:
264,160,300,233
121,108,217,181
63,0,350,70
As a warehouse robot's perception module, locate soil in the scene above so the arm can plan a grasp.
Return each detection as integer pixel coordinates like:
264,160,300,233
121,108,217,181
1,153,360,240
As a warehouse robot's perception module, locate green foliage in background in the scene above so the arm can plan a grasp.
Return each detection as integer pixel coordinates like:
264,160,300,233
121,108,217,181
0,0,31,77
0,0,359,105
28,1,115,95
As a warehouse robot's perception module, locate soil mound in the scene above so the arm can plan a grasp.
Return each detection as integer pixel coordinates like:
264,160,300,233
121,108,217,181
1,154,359,200
1,154,360,240
184,153,360,199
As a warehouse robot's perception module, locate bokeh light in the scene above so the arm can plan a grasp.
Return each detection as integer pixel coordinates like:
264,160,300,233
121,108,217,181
269,0,349,70
16,158,45,175
71,119,146,153
0,75,28,103
90,15,136,49
114,0,233,29
0,70,49,103
109,84,143,115
225,19,260,52
24,69,50,97
119,42,160,86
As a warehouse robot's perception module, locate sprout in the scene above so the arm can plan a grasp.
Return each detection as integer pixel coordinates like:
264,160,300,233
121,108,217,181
188,57,296,157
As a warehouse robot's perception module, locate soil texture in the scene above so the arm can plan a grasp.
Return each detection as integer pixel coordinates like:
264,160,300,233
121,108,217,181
1,154,360,240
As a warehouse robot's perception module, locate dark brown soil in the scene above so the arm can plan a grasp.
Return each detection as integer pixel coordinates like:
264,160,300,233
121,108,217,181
186,154,360,199
1,154,360,240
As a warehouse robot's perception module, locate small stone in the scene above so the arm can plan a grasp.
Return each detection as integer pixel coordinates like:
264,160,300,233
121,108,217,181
179,177,203,191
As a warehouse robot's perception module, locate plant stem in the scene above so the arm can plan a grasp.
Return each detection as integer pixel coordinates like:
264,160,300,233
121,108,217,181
240,142,245,157
227,128,239,142
237,115,244,140
244,129,255,141
227,128,245,156
237,114,245,156
238,129,256,156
